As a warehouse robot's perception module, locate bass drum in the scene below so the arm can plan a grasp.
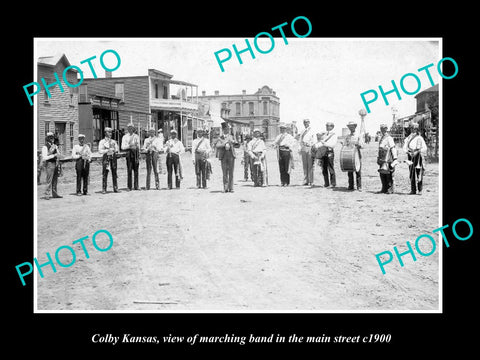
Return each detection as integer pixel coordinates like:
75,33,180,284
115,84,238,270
340,146,361,172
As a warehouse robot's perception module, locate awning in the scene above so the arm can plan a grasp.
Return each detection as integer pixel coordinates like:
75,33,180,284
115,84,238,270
210,115,225,127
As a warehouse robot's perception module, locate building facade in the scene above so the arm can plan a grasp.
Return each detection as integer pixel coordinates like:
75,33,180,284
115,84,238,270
78,69,202,151
196,85,280,141
37,54,79,154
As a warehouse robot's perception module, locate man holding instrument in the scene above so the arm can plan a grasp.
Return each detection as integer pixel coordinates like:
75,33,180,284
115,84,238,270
164,129,185,189
273,124,295,186
216,123,238,192
377,124,398,194
41,132,62,200
317,121,338,188
99,127,119,194
121,121,141,191
248,129,268,187
192,128,212,189
403,122,427,195
298,119,316,186
344,121,363,191
71,134,91,195
143,127,163,190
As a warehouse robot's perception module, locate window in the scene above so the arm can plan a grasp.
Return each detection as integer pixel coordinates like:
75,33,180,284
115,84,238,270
44,121,50,138
155,84,159,99
163,85,168,99
69,122,74,146
236,102,241,116
79,85,88,103
115,83,124,102
263,101,268,115
249,102,254,115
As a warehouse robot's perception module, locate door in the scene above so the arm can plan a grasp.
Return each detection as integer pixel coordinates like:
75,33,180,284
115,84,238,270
54,122,66,154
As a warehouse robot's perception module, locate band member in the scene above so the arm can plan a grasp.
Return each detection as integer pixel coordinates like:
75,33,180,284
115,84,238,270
121,122,140,191
242,134,253,181
71,134,92,195
344,121,363,191
143,127,163,190
298,118,316,186
377,124,398,194
318,121,338,188
216,123,238,192
98,127,119,194
41,132,62,200
157,129,166,175
192,128,212,189
274,124,295,186
403,122,427,195
248,128,267,187
164,129,185,189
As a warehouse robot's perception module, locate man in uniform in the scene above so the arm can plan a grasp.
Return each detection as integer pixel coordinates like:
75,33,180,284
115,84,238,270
121,122,140,191
248,128,268,187
216,123,238,192
143,127,163,190
403,122,427,195
377,124,398,194
41,132,62,200
164,129,185,189
157,129,166,174
71,134,92,195
242,134,253,182
98,127,119,194
344,121,364,191
318,121,338,188
298,118,316,186
273,124,295,186
192,128,212,189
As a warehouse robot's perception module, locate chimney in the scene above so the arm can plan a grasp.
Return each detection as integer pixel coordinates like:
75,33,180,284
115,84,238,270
105,70,112,78
202,90,206,96
214,90,219,96
242,90,246,95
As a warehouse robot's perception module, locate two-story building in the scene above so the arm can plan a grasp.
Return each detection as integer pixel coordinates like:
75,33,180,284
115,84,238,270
78,69,202,150
196,85,280,141
36,53,79,154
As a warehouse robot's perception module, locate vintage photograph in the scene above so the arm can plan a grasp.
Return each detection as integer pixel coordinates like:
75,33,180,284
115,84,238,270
33,38,441,312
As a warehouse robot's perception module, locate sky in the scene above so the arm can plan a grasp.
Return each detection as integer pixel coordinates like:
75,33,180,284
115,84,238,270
35,38,440,134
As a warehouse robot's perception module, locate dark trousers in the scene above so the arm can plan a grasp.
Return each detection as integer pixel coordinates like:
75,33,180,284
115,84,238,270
221,152,235,191
278,149,291,185
102,154,118,191
44,161,59,197
244,152,252,181
195,153,207,188
166,153,180,189
348,171,361,189
146,151,159,190
75,159,90,194
408,153,423,193
126,149,139,190
379,170,394,193
321,152,336,187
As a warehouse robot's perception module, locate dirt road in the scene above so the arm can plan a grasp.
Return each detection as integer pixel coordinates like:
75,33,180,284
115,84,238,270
35,141,439,311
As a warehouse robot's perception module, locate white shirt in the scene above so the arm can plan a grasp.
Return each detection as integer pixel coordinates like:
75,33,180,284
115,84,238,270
274,132,295,149
143,136,164,152
403,133,427,155
71,143,92,160
98,137,119,155
191,136,212,161
121,132,140,151
41,142,57,161
344,131,363,148
299,127,316,149
164,138,185,155
378,133,397,160
320,131,338,148
248,137,266,155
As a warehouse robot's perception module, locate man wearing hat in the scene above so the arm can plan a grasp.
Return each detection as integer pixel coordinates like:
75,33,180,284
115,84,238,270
98,127,119,194
298,119,316,186
163,129,185,189
71,134,92,195
343,121,363,190
377,124,398,194
317,121,338,188
403,122,427,195
41,132,62,199
157,128,166,174
248,128,268,187
273,124,295,186
143,127,163,190
216,123,238,192
192,128,212,189
121,121,141,191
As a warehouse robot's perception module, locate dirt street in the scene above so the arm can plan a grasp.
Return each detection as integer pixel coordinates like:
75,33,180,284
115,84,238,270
35,141,439,311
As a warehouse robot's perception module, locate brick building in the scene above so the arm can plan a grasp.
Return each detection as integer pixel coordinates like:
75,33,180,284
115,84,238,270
36,54,79,154
196,85,280,141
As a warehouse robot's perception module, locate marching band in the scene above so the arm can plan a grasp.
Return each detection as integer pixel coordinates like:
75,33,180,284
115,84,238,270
39,121,428,199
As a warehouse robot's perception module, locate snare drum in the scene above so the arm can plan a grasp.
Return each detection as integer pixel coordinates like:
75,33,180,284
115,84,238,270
340,146,361,172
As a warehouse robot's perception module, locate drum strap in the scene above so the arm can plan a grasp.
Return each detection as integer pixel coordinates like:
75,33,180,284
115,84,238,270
322,133,334,147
